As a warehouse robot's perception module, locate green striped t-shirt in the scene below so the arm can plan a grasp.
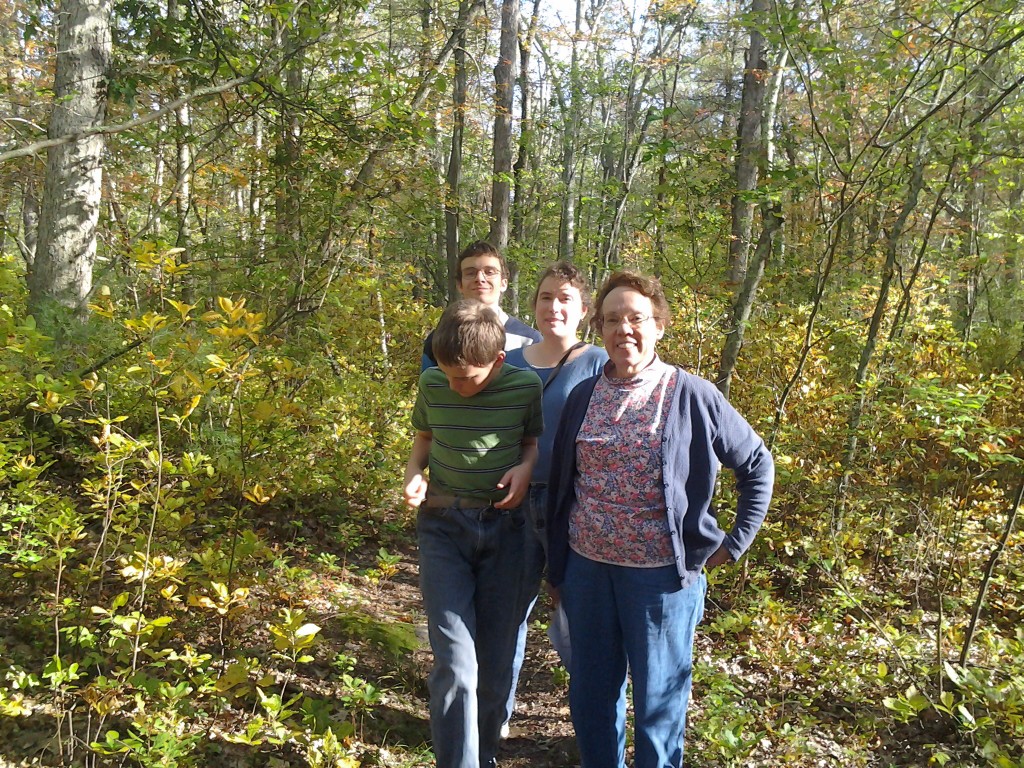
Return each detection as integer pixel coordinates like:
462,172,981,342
412,363,543,501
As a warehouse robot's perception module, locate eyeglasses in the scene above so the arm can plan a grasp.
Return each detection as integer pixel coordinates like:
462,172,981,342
461,266,503,280
598,313,653,330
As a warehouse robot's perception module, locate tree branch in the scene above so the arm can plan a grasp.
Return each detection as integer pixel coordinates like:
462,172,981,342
0,75,256,165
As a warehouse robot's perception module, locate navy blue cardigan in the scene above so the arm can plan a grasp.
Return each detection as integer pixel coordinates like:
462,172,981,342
545,368,775,589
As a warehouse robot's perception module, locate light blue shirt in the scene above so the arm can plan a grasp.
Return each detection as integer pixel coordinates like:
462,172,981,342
505,344,608,482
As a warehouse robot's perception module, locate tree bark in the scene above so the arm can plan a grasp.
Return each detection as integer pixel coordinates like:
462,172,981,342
511,0,541,249
169,0,193,302
558,0,583,262
445,4,470,301
21,181,39,270
717,203,783,398
488,0,519,250
727,0,769,285
717,42,786,398
28,0,112,325
275,17,306,306
837,152,925,505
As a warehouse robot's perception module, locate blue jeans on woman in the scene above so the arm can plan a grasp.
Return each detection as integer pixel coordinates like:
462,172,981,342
417,503,530,768
505,484,548,726
561,550,707,768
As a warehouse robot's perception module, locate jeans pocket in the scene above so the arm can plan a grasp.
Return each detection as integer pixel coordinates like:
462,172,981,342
508,509,527,531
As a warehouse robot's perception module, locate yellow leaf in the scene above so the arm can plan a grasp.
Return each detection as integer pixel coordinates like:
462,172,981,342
181,395,202,420
160,584,179,600
215,662,252,692
252,401,275,421
166,299,196,321
243,484,274,505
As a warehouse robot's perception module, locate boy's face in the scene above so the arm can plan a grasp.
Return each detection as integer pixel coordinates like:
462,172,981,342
437,352,506,398
457,255,508,308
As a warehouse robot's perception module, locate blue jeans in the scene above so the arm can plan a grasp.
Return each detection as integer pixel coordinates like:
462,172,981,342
562,550,707,768
417,503,530,768
506,484,548,724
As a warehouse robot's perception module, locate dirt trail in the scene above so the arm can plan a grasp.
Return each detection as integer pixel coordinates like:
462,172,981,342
367,547,580,767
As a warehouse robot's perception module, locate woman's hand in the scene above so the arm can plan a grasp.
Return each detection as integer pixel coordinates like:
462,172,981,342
546,583,561,607
705,544,732,571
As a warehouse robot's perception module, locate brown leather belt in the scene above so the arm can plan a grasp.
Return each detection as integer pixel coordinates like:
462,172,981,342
425,492,498,509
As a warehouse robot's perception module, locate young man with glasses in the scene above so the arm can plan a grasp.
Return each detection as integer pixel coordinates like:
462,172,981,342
421,241,541,371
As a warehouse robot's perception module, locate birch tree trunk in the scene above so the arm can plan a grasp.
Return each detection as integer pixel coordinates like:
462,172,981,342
28,0,112,326
21,181,39,270
169,0,193,302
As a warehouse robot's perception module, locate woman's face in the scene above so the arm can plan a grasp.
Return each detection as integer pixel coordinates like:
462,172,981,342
534,277,587,342
598,287,664,378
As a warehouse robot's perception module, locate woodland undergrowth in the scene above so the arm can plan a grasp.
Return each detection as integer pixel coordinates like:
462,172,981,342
0,250,1022,767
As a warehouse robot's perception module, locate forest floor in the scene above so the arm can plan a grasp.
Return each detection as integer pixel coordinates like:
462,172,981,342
343,539,582,768
0,505,966,767
277,512,963,768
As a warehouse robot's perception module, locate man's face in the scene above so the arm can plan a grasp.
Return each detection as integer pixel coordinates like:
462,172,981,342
437,352,506,398
457,255,508,308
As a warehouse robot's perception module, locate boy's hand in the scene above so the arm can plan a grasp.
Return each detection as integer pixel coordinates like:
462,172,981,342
493,463,531,509
404,473,428,508
403,432,432,509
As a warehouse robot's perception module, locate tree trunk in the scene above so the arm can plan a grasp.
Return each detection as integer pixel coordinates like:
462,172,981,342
21,181,39,270
488,0,519,250
511,0,541,249
960,481,1024,667
717,43,786,398
169,0,193,302
28,0,112,326
558,0,583,262
275,18,306,305
445,6,469,301
727,0,769,285
250,114,267,260
717,203,783,398
838,152,925,505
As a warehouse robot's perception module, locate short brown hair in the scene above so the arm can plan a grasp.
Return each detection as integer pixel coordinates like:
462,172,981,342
456,241,509,282
591,271,671,334
432,299,506,367
531,261,594,312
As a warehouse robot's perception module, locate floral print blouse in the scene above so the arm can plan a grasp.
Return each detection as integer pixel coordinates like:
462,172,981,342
568,358,679,567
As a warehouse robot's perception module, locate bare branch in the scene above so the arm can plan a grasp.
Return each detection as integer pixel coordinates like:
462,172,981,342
0,75,256,165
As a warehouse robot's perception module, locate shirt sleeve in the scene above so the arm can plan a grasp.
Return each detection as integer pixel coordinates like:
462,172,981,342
411,372,430,432
525,376,544,438
711,390,775,560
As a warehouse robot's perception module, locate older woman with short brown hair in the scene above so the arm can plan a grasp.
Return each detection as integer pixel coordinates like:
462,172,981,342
546,270,775,767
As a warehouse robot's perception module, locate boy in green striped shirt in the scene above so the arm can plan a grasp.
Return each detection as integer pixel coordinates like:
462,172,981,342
403,299,543,768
